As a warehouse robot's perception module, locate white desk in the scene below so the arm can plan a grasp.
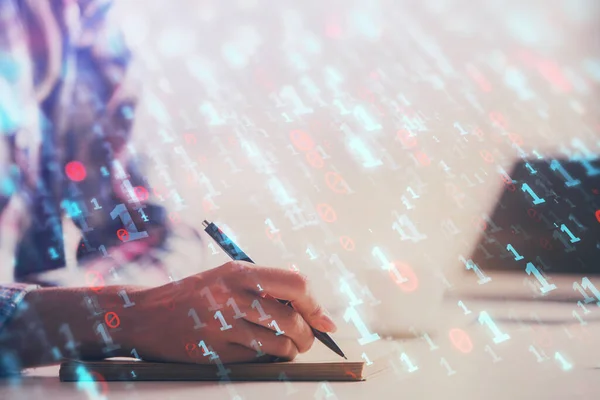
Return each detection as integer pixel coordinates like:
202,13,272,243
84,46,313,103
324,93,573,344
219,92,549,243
3,298,599,400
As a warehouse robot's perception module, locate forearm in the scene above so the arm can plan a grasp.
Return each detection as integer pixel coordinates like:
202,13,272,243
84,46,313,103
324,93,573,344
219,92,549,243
0,285,144,372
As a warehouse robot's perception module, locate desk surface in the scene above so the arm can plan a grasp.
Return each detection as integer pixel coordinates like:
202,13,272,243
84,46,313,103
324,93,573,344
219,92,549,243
3,298,599,400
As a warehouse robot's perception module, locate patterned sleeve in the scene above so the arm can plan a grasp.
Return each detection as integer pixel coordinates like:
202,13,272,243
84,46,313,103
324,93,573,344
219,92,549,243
0,0,45,335
13,0,205,288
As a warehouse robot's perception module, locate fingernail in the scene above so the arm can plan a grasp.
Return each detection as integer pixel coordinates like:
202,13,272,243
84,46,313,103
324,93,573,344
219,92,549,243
317,314,337,333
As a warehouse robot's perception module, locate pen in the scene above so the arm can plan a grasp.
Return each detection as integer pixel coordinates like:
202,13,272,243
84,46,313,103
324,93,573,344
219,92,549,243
202,220,347,360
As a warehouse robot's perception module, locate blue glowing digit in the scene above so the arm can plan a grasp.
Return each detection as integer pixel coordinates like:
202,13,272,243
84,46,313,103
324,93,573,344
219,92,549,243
478,311,510,344
581,277,600,306
399,352,419,373
521,183,545,205
110,204,149,242
554,352,573,371
550,160,581,187
525,262,557,294
506,244,524,261
560,224,580,243
353,105,382,131
343,307,380,345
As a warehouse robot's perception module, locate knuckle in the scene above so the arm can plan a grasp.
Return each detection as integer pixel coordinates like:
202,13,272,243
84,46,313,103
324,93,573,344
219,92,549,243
294,273,310,293
279,337,298,360
309,303,324,319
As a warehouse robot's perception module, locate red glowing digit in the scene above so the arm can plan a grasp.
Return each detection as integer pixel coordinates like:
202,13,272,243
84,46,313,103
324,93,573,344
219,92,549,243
169,212,180,223
325,171,350,194
339,236,355,251
489,111,507,129
65,161,87,182
595,210,600,223
508,132,523,146
134,186,149,202
397,129,418,148
265,226,282,242
290,130,315,152
85,271,105,293
184,133,197,144
104,312,120,329
415,151,431,166
539,237,552,250
117,229,129,242
480,150,494,163
472,217,487,232
449,328,473,353
316,203,337,223
390,261,418,292
305,150,324,168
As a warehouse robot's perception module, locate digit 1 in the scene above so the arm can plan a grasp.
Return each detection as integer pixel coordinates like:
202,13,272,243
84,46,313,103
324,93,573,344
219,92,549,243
199,287,222,310
198,340,215,357
573,281,595,304
226,297,247,319
213,311,232,331
550,160,581,187
250,340,265,357
306,247,317,260
440,358,456,376
117,289,136,308
110,204,149,241
525,262,557,294
98,245,110,258
320,382,334,398
506,244,524,261
353,105,382,131
399,352,418,373
48,247,59,260
131,348,140,359
484,345,502,363
333,99,351,115
268,320,285,336
372,246,392,270
465,259,491,284
95,323,121,353
478,311,510,344
521,183,545,205
251,299,272,321
339,278,363,307
265,218,279,233
572,310,587,325
423,333,439,350
343,307,380,345
278,372,297,395
208,242,219,255
577,301,591,314
187,308,207,329
560,224,580,243
407,186,419,199
59,324,79,352
581,277,600,305
525,163,537,174
457,300,472,315
361,352,373,366
90,198,102,210
554,352,573,371
528,345,544,362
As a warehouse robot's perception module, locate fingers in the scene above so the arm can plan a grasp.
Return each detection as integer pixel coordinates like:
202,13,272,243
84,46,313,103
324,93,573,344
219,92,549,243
228,261,337,333
227,319,300,361
234,291,315,353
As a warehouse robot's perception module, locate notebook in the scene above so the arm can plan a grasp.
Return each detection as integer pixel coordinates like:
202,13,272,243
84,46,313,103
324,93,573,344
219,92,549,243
59,340,371,382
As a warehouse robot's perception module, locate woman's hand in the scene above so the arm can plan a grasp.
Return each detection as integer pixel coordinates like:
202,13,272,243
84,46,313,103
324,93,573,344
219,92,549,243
121,261,337,364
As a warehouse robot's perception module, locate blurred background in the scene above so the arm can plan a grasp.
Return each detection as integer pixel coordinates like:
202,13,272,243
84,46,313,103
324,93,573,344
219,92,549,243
95,0,599,335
